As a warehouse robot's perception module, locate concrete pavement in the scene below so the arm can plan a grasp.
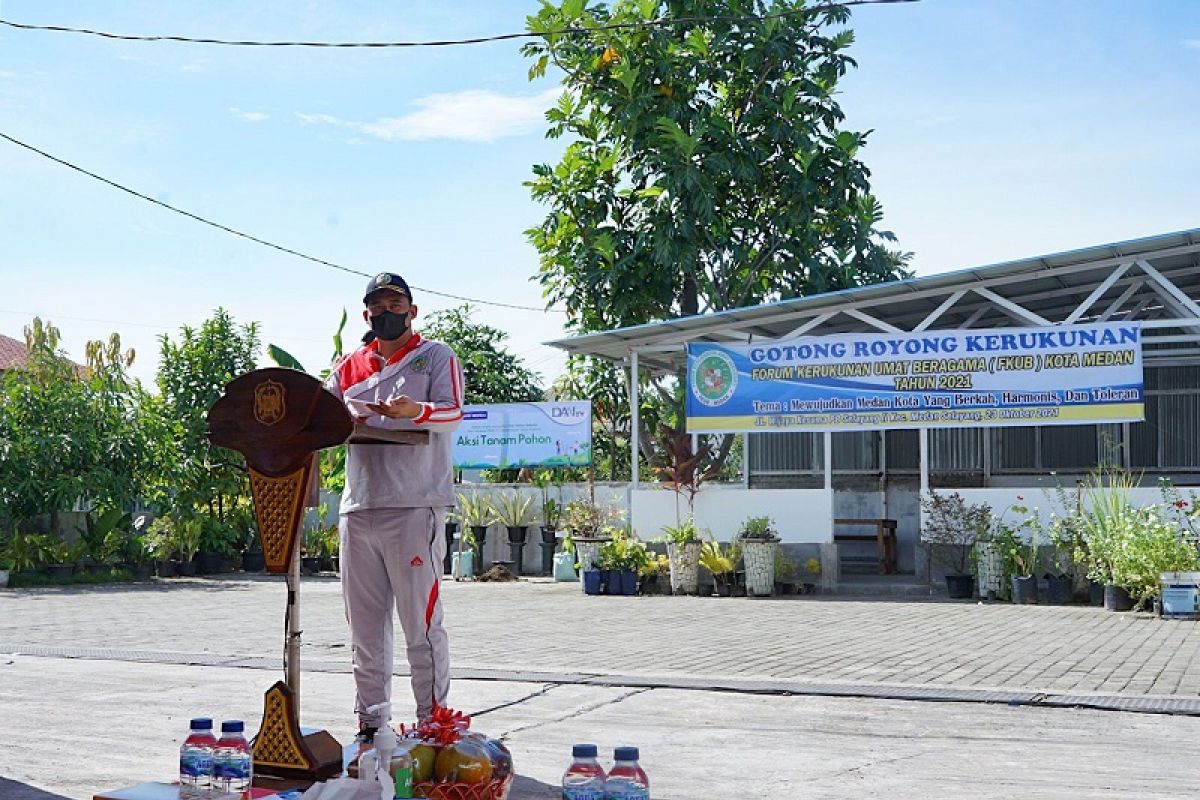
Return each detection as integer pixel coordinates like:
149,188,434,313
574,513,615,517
2,575,1200,798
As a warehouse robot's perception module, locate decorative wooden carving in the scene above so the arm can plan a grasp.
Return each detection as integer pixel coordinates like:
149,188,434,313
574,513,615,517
252,682,342,783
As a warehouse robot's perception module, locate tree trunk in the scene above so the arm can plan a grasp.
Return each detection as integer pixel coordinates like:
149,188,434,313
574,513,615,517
681,272,699,317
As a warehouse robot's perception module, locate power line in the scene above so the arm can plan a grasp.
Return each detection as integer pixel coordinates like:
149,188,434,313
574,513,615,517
0,1,917,49
0,130,560,313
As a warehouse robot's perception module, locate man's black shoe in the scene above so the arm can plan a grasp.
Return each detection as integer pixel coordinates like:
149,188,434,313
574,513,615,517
355,725,378,745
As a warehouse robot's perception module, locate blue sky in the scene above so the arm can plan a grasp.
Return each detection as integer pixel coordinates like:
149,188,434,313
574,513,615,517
1,0,1197,386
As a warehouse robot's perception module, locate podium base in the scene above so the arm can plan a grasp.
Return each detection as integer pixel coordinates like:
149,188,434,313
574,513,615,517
252,682,343,789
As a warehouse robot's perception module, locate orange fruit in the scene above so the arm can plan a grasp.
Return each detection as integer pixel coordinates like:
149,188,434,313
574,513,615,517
434,739,494,785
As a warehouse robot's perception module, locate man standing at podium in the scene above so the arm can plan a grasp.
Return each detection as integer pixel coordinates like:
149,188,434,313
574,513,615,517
324,272,465,742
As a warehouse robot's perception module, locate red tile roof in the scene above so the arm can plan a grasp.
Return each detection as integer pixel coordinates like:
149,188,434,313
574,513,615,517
0,334,27,371
0,333,86,374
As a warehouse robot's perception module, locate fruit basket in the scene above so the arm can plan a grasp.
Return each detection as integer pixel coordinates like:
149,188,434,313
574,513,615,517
413,776,513,800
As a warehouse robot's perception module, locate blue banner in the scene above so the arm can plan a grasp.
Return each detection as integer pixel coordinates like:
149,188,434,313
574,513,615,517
686,323,1144,432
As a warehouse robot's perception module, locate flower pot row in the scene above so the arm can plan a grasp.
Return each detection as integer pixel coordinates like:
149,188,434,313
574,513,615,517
582,568,638,596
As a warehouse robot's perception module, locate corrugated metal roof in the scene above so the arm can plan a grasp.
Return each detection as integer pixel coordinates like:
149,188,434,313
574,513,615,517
546,227,1200,370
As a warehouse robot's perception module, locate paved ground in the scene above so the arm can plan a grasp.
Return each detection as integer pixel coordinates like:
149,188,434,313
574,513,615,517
3,575,1200,798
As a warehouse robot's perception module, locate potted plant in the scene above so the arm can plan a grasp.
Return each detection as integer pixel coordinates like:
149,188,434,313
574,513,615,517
919,491,989,599
301,523,325,575
45,538,81,580
175,518,202,577
774,552,798,595
111,524,154,580
1000,510,1040,605
1075,468,1140,611
562,499,616,584
2,530,49,580
660,518,704,595
533,469,564,546
597,530,649,596
699,541,736,597
736,516,780,597
456,488,494,576
492,490,535,574
145,517,177,577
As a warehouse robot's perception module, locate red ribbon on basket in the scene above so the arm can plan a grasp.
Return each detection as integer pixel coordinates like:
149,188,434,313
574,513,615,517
399,705,472,746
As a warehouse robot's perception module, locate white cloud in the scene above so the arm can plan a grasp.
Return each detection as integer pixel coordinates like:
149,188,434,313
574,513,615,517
230,107,269,123
1184,39,1200,50
296,88,560,143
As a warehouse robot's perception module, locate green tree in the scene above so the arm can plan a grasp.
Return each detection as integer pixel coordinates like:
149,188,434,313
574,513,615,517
524,0,910,479
155,309,260,541
0,319,164,533
421,305,543,404
524,0,910,330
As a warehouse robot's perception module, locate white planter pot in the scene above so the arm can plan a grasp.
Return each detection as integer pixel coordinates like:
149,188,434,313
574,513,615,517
572,537,609,585
741,540,778,597
0,569,8,589
974,541,1003,598
667,541,702,595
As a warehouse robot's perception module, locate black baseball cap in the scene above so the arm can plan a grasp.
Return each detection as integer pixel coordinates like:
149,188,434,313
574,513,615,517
363,272,412,303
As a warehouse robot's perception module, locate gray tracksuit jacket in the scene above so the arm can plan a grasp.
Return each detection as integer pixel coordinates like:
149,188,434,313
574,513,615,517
324,334,464,513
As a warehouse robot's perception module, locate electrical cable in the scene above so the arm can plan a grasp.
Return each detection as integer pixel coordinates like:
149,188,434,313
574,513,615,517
0,1,918,49
0,130,560,313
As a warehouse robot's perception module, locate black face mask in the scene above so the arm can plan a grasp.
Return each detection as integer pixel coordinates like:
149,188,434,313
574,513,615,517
368,310,409,342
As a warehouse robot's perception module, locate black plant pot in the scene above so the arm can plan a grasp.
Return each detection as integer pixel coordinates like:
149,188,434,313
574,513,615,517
470,525,489,575
715,582,733,597
775,581,796,596
330,556,340,573
47,564,75,580
1088,579,1105,606
242,550,266,572
301,556,322,575
945,574,976,600
195,551,222,575
177,560,197,577
1044,574,1073,605
540,526,558,545
156,559,179,578
134,562,154,580
506,526,528,544
1104,584,1134,612
1011,575,1039,605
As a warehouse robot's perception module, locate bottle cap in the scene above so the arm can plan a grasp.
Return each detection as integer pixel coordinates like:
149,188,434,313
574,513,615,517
614,746,639,761
190,718,213,730
572,744,598,758
221,720,244,733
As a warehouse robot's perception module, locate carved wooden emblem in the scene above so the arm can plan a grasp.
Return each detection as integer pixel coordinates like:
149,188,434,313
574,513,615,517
254,379,287,426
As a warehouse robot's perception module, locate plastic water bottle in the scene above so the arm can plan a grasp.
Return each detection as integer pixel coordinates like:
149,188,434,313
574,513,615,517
604,747,649,800
562,743,606,800
212,720,253,796
179,717,216,800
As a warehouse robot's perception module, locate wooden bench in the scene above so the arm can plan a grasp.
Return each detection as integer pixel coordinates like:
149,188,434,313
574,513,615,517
834,518,898,575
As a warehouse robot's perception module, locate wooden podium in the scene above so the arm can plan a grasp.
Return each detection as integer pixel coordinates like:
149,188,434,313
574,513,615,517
207,368,354,789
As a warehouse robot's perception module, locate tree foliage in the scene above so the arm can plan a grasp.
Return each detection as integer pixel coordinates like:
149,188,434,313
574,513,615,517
421,305,543,404
524,0,910,332
155,308,260,544
525,0,910,481
0,319,164,532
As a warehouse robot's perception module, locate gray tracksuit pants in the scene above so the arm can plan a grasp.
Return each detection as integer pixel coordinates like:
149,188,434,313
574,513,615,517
340,507,449,725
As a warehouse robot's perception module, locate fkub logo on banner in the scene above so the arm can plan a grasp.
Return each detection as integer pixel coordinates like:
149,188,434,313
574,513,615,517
691,350,738,407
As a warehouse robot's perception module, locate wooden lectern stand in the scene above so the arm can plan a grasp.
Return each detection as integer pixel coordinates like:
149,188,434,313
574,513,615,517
207,368,353,790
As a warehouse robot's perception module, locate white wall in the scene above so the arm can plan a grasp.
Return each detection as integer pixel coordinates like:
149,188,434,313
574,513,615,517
631,486,832,543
